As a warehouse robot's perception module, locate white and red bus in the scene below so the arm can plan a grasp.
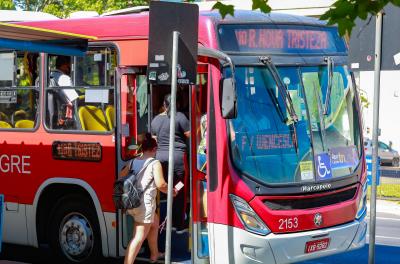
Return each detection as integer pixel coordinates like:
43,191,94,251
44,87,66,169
0,8,367,264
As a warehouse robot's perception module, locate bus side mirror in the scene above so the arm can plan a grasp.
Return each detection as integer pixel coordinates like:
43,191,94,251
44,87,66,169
221,77,237,119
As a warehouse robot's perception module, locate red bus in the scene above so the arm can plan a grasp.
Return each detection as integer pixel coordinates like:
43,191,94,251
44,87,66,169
0,9,367,264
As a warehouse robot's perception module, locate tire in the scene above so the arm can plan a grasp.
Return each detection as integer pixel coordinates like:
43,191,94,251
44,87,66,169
49,195,102,264
392,158,399,167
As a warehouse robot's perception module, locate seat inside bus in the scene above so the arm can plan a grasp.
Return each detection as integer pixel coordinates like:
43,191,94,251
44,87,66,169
15,119,34,129
0,120,12,128
105,105,114,130
78,105,108,131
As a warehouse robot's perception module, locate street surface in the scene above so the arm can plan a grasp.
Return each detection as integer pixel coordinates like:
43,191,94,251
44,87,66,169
1,202,399,264
300,203,400,264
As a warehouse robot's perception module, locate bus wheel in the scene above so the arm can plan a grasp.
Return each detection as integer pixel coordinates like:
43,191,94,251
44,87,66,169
49,195,102,263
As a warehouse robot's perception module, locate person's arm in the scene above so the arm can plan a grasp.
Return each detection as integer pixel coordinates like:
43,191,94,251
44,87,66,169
151,117,158,142
153,161,178,196
58,75,78,103
153,161,168,194
179,112,191,138
184,131,191,138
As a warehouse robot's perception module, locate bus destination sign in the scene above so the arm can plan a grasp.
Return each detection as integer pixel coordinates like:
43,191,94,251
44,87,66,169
52,141,102,162
218,25,346,54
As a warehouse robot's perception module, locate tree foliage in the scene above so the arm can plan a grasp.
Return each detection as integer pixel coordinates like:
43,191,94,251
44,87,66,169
0,0,15,10
212,0,399,36
13,0,149,18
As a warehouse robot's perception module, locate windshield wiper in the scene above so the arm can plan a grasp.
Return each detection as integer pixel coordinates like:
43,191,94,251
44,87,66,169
313,80,327,151
324,57,334,115
260,56,299,154
260,56,298,124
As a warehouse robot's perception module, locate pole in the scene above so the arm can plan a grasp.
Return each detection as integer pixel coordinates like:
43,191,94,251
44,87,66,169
368,10,383,264
165,30,180,264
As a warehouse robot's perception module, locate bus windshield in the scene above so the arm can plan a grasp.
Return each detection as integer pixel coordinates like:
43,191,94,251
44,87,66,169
229,65,361,185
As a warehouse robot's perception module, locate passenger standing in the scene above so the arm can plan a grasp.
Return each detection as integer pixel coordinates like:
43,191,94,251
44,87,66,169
151,94,190,233
124,133,176,264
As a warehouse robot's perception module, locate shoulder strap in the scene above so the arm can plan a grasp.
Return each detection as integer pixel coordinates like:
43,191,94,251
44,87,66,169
141,158,157,194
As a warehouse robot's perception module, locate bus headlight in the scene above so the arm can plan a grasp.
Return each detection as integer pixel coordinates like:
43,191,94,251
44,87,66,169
229,194,270,236
356,183,368,220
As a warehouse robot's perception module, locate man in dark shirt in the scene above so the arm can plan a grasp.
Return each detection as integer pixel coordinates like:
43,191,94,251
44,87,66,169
151,94,190,233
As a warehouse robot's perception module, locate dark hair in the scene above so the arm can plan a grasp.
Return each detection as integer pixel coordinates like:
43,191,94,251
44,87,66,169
141,133,157,152
163,94,171,117
56,56,71,69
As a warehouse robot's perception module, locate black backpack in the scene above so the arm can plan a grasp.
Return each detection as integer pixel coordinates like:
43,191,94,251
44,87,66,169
113,158,155,210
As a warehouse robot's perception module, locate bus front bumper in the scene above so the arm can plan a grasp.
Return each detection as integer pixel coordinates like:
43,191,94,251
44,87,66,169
211,217,367,264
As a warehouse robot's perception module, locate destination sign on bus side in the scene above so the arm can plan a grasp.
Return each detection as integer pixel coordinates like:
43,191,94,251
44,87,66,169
52,141,102,162
218,25,346,54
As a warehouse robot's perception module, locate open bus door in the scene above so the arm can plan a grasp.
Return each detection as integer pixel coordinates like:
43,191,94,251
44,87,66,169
115,48,234,262
190,63,210,263
116,66,151,257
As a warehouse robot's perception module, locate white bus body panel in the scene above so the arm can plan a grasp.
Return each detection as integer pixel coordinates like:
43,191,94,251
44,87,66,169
209,218,367,264
3,202,28,245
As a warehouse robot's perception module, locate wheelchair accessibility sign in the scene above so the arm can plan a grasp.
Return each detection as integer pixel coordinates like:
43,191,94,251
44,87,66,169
316,153,332,180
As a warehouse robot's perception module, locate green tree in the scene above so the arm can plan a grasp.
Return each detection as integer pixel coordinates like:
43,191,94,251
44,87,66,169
0,0,15,10
212,0,400,36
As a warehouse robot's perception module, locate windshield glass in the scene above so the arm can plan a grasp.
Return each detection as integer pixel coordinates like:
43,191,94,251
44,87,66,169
299,65,361,179
229,66,314,185
229,65,361,185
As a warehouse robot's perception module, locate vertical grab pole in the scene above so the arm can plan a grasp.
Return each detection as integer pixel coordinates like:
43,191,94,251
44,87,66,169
368,10,383,264
165,30,180,264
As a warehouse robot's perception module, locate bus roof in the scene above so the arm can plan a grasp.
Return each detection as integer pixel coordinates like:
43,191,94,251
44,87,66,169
18,10,327,42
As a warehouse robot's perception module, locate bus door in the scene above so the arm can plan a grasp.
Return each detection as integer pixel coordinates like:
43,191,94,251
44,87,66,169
190,64,210,263
115,66,150,257
149,81,192,261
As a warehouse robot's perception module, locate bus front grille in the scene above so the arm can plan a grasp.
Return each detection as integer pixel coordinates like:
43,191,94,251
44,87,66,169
263,187,357,210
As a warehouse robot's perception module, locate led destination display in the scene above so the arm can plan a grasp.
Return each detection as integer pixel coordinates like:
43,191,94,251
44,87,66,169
52,141,102,162
219,24,346,54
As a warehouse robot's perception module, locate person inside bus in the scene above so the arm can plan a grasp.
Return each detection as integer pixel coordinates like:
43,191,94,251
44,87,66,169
123,133,177,264
151,93,190,233
48,55,79,129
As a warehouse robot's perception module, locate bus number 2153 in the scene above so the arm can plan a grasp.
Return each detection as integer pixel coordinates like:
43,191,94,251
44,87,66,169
279,217,299,230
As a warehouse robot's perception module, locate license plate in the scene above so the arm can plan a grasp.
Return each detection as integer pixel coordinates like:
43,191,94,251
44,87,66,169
305,238,330,253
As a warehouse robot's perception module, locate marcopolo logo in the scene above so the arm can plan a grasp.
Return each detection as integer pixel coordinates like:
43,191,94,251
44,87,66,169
301,183,332,192
314,213,323,227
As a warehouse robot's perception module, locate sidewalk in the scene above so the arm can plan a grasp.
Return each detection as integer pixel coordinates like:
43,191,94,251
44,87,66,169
367,199,400,216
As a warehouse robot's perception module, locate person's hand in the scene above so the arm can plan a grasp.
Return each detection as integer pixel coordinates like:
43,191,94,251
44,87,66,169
173,188,178,197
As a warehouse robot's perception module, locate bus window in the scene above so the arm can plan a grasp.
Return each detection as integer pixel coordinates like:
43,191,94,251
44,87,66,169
45,47,116,131
0,51,39,130
0,52,14,87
